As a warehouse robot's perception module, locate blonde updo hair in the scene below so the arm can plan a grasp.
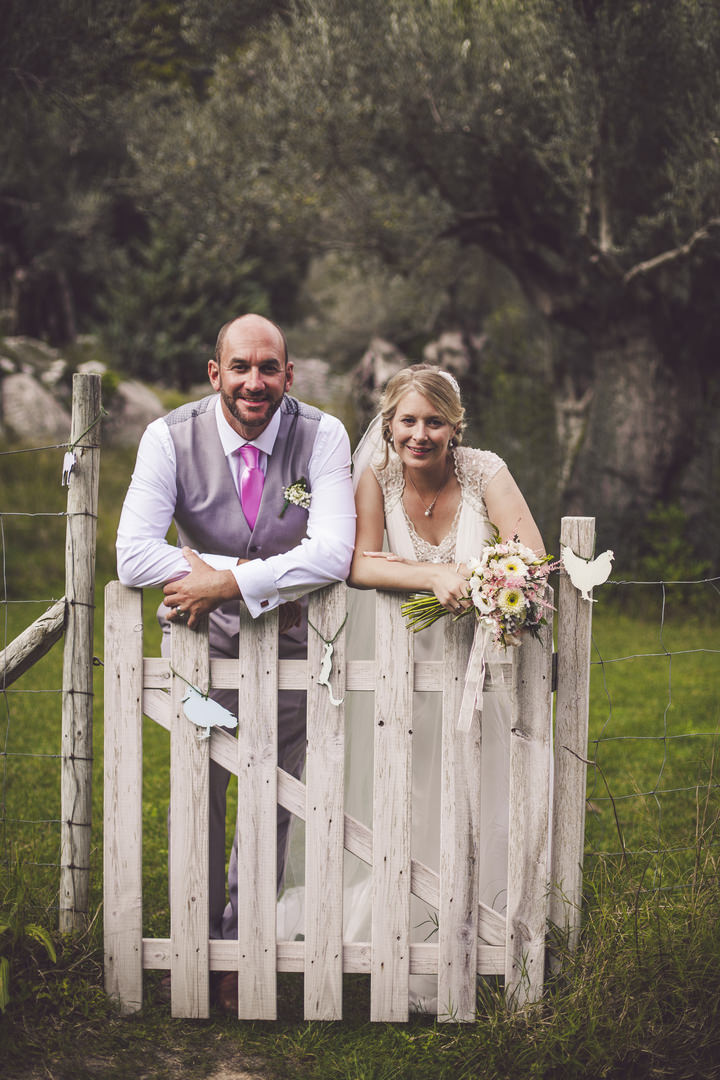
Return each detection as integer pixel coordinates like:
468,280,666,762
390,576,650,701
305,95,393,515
378,364,465,468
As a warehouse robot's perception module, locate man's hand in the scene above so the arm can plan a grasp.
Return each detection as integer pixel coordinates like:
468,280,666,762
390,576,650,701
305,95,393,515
278,600,302,634
164,548,241,630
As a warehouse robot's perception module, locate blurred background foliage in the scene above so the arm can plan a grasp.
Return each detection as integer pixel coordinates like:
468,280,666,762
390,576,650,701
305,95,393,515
2,0,719,569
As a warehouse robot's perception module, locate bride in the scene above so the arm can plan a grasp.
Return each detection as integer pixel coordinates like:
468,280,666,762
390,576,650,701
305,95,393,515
344,364,545,1012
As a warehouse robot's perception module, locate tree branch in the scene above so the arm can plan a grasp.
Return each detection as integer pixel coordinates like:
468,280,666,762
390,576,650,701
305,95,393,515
623,218,720,284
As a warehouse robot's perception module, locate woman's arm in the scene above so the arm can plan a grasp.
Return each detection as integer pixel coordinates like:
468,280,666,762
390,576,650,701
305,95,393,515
348,468,469,610
484,467,545,555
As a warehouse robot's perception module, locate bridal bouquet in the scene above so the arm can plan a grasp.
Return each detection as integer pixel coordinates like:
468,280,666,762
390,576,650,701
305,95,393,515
401,533,557,648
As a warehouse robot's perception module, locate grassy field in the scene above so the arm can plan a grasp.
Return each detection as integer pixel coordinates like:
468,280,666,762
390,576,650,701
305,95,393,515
2,443,720,1078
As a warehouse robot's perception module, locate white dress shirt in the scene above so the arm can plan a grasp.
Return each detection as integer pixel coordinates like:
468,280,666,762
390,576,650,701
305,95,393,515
116,396,356,617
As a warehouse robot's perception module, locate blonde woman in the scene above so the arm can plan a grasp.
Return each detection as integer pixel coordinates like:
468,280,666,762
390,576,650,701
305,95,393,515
345,365,544,1013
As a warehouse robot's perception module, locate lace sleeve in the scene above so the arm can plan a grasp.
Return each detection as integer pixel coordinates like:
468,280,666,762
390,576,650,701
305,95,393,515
371,453,404,513
455,446,506,512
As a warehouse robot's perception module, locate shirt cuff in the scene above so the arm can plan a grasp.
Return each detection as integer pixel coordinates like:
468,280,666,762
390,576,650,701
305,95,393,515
201,553,240,572
232,560,280,618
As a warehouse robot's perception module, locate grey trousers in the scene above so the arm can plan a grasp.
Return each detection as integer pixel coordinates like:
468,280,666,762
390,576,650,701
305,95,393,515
162,616,307,940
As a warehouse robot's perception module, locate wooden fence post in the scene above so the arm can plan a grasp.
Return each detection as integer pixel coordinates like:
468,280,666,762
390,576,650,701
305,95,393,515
60,372,101,932
549,516,595,957
505,593,553,1006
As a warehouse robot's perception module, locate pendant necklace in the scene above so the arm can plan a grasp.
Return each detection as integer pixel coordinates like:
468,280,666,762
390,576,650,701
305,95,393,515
406,459,451,518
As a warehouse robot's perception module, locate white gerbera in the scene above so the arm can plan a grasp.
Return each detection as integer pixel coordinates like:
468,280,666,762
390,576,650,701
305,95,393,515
497,556,529,578
497,588,527,615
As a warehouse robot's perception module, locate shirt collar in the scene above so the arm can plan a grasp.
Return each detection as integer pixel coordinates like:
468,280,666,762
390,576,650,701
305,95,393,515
214,394,282,458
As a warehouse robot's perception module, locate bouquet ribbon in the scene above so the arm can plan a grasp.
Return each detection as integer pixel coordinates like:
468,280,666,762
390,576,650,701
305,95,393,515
457,621,492,732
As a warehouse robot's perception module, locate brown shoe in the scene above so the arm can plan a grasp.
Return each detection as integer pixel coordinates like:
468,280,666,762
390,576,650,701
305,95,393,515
216,971,238,1014
157,973,172,1003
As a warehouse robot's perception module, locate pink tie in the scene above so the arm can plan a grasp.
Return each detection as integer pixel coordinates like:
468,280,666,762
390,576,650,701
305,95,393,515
238,444,264,530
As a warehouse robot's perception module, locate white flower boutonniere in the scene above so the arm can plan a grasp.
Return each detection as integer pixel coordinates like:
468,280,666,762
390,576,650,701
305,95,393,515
280,476,311,517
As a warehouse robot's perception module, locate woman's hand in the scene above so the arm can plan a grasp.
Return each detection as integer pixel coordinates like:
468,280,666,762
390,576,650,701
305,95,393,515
429,563,472,615
362,550,409,564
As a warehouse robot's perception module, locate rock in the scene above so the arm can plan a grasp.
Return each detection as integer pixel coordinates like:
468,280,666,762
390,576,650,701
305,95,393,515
0,371,72,442
76,359,107,375
350,338,407,435
102,379,165,447
0,336,68,387
288,355,347,409
422,331,476,377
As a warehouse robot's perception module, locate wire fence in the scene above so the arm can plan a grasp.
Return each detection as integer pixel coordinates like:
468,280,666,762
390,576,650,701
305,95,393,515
1,440,71,903
2,376,102,930
584,577,720,893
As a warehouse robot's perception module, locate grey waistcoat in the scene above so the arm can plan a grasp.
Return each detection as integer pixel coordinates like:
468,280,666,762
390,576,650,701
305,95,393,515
164,392,322,647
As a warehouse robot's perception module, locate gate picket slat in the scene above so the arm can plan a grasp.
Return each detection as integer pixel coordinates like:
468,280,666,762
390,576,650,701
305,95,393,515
103,583,143,1013
235,606,279,1019
370,592,413,1022
505,594,553,1006
169,617,211,1018
438,615,481,1022
304,584,346,1019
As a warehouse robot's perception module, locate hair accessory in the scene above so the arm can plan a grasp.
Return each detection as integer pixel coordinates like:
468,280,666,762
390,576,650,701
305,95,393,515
436,369,461,396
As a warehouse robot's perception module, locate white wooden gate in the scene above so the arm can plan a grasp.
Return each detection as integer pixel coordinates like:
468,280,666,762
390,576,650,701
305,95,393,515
104,517,592,1022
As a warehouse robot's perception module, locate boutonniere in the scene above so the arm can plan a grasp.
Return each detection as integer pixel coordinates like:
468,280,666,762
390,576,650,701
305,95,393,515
280,476,311,517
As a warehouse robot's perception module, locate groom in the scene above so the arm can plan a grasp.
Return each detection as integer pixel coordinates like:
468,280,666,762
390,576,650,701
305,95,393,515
116,313,356,944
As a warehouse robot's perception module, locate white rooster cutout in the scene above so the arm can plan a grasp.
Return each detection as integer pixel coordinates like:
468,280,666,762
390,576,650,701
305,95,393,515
561,546,614,602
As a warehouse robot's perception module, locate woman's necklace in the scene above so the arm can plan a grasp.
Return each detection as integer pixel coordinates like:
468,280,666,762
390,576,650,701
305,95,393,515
405,458,451,518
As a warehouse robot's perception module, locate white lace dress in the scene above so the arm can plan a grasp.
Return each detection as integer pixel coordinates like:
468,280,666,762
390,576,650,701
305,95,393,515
342,446,513,1012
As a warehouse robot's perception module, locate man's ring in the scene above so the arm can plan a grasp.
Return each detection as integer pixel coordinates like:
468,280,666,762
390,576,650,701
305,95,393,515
174,607,186,619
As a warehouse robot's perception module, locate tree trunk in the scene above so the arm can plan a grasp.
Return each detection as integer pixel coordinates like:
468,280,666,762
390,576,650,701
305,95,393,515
564,320,687,557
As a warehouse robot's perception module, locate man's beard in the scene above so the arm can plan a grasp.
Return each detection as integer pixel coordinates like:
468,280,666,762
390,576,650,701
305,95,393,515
220,387,282,429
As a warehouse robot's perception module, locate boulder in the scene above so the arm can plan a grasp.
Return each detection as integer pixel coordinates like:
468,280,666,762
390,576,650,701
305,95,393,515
422,331,476,377
102,379,165,447
0,371,72,443
350,338,408,436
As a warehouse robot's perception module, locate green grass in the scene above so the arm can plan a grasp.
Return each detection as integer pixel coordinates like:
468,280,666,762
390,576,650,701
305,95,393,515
2,443,720,1077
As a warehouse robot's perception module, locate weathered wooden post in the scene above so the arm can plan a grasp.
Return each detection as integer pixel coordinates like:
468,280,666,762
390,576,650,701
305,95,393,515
549,517,595,958
0,598,66,689
59,372,102,932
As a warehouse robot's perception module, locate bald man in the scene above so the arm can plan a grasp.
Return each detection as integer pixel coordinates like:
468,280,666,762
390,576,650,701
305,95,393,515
117,314,356,950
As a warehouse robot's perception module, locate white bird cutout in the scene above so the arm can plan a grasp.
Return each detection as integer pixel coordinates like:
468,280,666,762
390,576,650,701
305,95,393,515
561,546,615,602
183,686,238,740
